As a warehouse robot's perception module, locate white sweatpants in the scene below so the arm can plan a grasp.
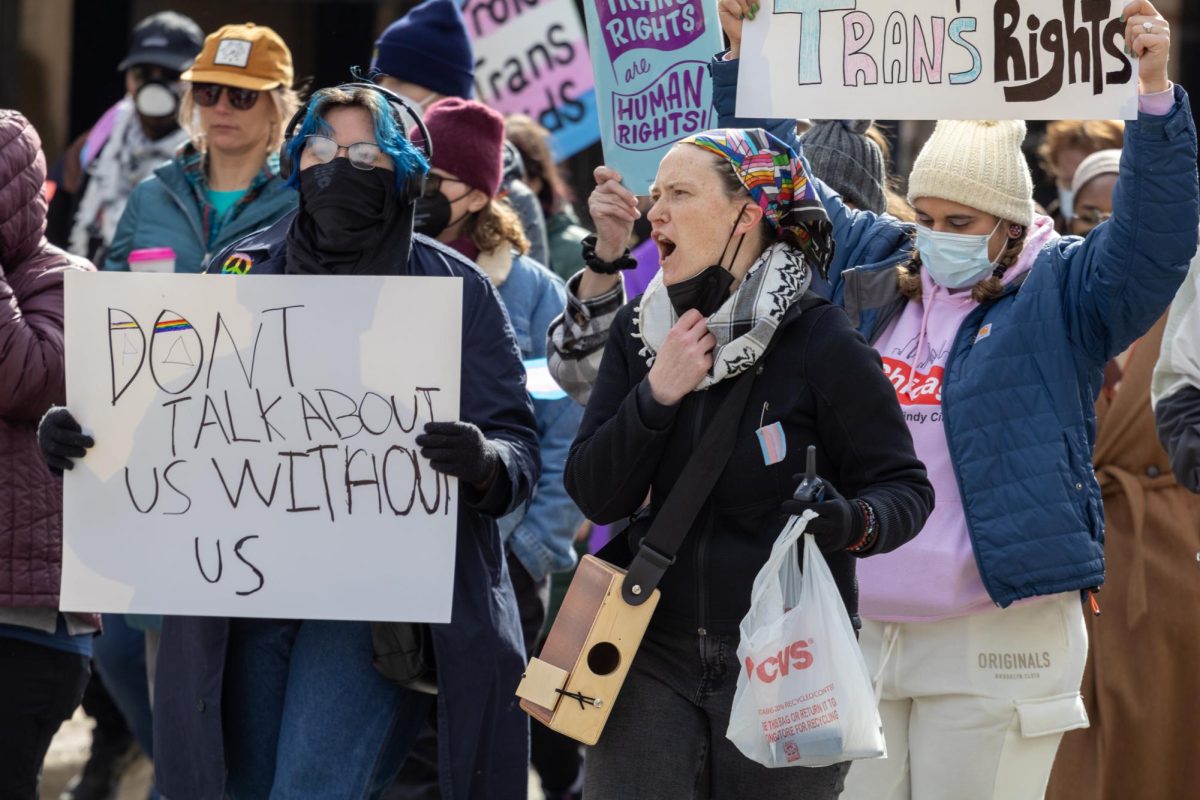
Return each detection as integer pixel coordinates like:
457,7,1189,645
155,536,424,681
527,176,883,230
843,592,1089,800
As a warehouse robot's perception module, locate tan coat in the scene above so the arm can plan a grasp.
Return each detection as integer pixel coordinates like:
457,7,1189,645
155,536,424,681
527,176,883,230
1047,314,1200,800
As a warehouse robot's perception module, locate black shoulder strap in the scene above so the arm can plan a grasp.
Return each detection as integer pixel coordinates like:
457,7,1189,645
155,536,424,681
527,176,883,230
620,293,825,606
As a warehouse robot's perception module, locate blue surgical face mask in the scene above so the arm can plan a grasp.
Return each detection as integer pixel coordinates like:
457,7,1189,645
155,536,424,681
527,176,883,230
916,218,1003,290
1058,185,1075,220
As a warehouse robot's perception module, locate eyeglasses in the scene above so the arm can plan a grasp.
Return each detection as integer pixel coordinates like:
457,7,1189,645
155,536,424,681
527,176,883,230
302,135,385,171
422,173,465,198
193,83,260,111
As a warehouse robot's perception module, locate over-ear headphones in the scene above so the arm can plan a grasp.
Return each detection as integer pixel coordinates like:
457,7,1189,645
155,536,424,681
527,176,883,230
277,80,433,205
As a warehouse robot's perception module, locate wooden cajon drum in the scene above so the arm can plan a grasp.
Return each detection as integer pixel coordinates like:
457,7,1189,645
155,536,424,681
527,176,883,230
516,554,660,745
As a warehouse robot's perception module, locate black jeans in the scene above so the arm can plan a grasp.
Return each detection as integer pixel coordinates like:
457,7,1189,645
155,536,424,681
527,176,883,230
584,627,850,800
0,637,91,799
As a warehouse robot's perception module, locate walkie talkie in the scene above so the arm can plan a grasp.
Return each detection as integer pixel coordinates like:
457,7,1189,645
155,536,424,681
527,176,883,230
792,445,826,503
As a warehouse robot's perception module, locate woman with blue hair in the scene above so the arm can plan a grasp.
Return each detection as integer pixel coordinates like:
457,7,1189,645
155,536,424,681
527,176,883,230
39,83,541,799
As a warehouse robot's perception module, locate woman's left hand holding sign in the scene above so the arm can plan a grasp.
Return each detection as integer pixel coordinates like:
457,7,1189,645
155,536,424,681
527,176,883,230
1123,0,1171,94
718,0,759,60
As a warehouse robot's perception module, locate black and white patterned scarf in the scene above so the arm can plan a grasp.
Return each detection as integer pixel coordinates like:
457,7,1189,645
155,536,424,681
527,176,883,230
634,242,813,389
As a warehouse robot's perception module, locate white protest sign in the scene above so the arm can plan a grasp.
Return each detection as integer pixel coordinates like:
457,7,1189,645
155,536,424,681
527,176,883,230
61,273,462,623
737,0,1139,121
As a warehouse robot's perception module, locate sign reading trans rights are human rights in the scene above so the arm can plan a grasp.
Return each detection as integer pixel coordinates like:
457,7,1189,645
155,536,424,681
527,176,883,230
584,0,724,192
738,0,1139,121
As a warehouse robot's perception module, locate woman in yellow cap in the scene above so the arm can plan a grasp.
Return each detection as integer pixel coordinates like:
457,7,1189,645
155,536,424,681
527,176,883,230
103,23,300,274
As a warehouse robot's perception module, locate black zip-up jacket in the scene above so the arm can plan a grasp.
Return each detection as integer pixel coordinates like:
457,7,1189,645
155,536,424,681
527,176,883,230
565,292,934,634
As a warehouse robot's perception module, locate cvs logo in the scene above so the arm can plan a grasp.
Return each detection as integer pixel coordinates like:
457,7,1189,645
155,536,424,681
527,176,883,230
744,639,813,683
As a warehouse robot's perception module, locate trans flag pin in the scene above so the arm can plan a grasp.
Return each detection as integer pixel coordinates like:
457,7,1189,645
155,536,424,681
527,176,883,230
755,404,787,467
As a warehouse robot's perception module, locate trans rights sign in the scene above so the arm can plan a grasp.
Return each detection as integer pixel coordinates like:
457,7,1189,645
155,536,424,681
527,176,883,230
463,0,601,160
584,0,725,192
60,273,463,623
737,0,1139,121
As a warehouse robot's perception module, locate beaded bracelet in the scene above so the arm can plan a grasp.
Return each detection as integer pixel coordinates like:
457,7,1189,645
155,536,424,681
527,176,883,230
581,234,638,274
847,499,878,553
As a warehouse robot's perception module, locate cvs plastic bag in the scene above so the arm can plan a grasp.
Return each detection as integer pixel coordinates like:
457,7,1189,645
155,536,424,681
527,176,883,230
727,511,885,768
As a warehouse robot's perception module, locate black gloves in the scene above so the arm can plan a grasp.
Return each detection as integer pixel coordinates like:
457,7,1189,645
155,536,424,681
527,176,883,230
780,474,866,553
38,406,94,473
416,421,500,490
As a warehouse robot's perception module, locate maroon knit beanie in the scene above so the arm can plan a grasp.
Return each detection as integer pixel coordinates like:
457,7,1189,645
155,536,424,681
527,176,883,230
411,98,505,198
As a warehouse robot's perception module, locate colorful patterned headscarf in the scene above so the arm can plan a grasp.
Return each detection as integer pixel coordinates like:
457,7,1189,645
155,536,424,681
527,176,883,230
682,128,834,276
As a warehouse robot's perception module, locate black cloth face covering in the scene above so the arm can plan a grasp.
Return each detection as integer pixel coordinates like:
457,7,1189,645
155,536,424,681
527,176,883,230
286,159,413,276
666,204,749,318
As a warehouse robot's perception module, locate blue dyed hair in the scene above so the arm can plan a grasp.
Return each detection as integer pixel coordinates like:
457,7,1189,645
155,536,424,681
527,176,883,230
285,86,428,194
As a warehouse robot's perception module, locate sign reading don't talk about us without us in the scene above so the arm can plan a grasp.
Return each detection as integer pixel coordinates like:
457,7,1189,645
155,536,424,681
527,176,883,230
738,0,1139,121
60,273,462,623
584,0,724,193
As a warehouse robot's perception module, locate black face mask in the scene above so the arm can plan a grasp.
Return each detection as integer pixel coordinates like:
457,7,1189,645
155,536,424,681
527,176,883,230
286,159,411,276
413,193,450,238
413,189,472,239
666,205,748,318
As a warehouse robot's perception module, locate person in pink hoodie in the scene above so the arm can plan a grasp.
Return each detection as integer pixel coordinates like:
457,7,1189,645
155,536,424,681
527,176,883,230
827,3,1194,798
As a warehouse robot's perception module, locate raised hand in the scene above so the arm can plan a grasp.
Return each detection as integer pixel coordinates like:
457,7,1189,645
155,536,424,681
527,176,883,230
1123,0,1171,94
588,165,640,263
718,0,759,60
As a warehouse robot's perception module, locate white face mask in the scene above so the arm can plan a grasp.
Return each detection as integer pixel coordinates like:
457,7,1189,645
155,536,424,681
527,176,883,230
916,218,1003,290
1058,185,1075,220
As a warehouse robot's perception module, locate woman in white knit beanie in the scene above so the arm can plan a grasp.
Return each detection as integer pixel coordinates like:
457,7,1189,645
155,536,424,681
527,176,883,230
835,3,1195,799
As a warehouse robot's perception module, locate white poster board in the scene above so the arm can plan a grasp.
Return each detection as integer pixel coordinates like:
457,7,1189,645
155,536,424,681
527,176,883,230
737,0,1139,121
61,272,462,623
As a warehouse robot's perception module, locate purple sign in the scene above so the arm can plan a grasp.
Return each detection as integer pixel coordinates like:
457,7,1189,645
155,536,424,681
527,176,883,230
594,0,707,65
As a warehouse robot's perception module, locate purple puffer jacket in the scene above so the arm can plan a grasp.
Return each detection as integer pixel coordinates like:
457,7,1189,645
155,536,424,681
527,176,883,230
0,109,94,614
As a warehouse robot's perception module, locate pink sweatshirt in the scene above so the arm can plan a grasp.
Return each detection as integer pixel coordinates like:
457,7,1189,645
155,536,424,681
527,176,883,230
857,87,1175,622
858,216,1058,621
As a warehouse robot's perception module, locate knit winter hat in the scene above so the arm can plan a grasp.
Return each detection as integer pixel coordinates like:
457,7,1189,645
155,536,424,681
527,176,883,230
412,98,505,197
907,120,1034,226
801,120,887,215
372,0,475,99
1071,148,1122,197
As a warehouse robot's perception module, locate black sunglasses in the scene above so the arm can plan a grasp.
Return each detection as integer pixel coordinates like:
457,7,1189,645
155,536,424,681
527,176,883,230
193,83,260,111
